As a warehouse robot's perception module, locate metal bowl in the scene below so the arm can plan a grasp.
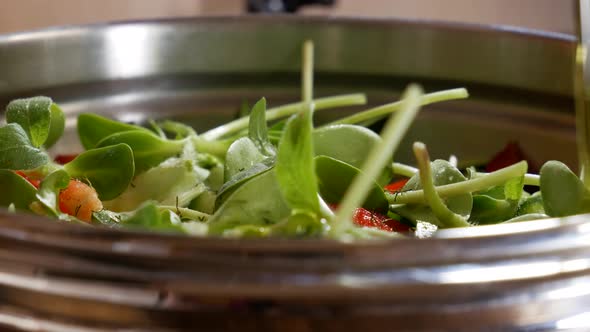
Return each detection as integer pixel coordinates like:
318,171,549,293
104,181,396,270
0,17,588,331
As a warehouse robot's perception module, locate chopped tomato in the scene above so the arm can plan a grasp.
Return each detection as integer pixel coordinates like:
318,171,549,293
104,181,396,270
14,171,41,188
54,154,78,165
352,207,410,233
58,179,103,222
384,178,409,193
486,141,537,173
383,218,412,233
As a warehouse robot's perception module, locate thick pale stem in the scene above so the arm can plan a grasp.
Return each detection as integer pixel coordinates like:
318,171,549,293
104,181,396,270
392,162,418,177
201,94,367,140
302,40,314,104
574,45,590,186
328,88,468,126
476,172,539,186
331,85,423,236
389,160,528,204
391,161,539,186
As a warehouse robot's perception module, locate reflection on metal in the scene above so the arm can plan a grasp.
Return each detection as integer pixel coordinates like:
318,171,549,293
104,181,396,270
104,25,156,78
556,311,590,329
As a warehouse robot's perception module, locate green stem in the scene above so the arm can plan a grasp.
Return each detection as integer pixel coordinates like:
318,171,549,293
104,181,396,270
392,162,418,177
574,45,590,186
389,160,528,204
327,88,468,126
392,161,539,186
413,142,470,228
302,40,314,104
330,85,423,237
191,136,233,158
157,205,210,222
475,172,539,186
201,94,367,140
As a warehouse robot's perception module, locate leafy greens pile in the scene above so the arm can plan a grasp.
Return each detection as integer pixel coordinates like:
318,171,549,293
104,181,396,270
1,41,587,240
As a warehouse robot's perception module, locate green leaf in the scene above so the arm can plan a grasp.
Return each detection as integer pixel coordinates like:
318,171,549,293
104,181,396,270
77,113,149,149
517,191,545,216
160,209,182,226
96,130,184,174
503,213,549,223
216,158,275,208
540,160,590,217
222,98,276,185
469,176,525,224
6,96,52,148
103,152,208,212
155,120,197,139
248,97,275,156
224,137,267,181
0,169,37,210
275,105,320,216
189,190,217,214
393,159,472,227
271,212,327,238
44,103,66,148
222,224,272,238
0,123,49,170
121,202,184,233
313,124,390,185
315,155,388,213
504,176,525,201
208,170,290,235
469,195,518,225
36,169,70,216
63,143,135,200
92,209,122,227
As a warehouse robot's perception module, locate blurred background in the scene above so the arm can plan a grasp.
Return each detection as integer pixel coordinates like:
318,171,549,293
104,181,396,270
0,0,575,35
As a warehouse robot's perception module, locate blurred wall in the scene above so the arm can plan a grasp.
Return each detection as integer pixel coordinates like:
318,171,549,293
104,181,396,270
0,0,575,34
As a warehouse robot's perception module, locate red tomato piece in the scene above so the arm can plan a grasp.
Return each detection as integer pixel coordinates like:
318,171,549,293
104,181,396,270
54,154,78,165
328,205,410,233
353,207,393,231
383,218,412,233
14,171,41,188
384,178,409,193
486,141,537,173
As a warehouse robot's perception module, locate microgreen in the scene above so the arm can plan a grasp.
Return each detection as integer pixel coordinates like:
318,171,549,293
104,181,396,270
0,123,49,170
77,113,149,149
120,202,184,233
6,96,65,148
330,85,424,237
411,142,471,228
96,130,184,174
315,155,388,213
540,160,590,217
394,158,473,227
0,170,37,210
63,143,135,200
314,124,390,186
2,38,573,240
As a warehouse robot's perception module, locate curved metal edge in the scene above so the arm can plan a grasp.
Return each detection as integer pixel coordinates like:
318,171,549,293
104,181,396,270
0,16,577,43
1,209,590,266
0,15,578,97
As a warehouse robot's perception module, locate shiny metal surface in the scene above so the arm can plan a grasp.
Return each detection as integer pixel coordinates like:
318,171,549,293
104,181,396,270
0,16,576,97
0,17,587,331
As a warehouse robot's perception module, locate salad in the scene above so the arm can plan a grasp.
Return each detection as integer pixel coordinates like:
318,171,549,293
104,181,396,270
0,41,587,240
